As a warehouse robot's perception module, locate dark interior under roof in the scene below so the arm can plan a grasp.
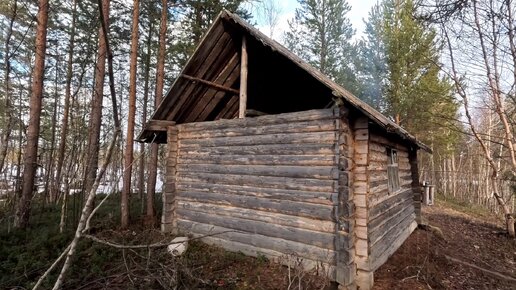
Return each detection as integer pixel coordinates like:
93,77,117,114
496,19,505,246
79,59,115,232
152,17,334,125
140,11,431,152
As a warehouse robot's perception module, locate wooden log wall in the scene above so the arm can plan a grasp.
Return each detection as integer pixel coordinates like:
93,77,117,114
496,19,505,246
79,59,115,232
166,108,354,281
367,129,418,272
352,117,374,289
162,126,178,233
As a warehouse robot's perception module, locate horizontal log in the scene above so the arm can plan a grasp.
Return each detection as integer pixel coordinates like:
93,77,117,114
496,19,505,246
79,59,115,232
144,120,176,132
179,143,337,156
176,182,334,205
179,119,337,139
177,210,336,249
370,220,417,271
178,154,336,166
369,134,409,152
176,191,334,220
177,108,339,132
369,188,412,220
196,235,337,280
368,150,387,162
369,197,413,232
369,203,415,246
176,172,337,192
177,201,336,232
177,164,338,180
177,220,339,264
180,74,240,94
178,131,337,148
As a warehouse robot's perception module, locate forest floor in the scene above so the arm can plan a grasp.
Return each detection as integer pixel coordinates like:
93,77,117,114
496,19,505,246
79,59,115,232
1,195,515,289
374,197,516,290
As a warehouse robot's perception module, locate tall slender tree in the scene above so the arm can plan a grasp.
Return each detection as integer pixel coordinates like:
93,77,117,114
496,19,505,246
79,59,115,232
284,0,357,91
121,0,140,229
145,0,168,226
0,0,17,176
53,0,78,203
14,0,49,228
84,0,110,196
356,3,388,110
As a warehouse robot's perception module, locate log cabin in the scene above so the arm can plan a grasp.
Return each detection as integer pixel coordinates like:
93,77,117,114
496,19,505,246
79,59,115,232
138,10,431,290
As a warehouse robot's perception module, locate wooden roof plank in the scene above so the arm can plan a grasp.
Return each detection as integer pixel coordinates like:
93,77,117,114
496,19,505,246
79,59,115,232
167,31,234,121
193,52,241,122
154,20,226,120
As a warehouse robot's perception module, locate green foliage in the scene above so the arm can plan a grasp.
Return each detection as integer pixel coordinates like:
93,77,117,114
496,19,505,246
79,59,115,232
358,0,461,153
284,0,359,93
169,0,252,71
355,3,388,110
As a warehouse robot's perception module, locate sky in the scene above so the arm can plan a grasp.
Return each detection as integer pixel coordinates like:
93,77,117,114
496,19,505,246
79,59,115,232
247,0,379,42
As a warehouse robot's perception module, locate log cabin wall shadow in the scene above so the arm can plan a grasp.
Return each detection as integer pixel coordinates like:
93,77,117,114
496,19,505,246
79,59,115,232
138,10,431,290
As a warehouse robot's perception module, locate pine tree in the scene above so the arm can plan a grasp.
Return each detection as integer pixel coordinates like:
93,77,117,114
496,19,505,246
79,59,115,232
170,0,251,71
356,3,388,110
284,0,357,92
382,0,458,146
14,0,49,228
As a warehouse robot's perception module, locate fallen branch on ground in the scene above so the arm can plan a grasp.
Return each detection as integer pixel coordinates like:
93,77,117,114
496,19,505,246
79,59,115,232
445,255,516,282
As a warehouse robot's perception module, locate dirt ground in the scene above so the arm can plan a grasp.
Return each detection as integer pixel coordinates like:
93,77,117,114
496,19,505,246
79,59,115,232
373,202,516,290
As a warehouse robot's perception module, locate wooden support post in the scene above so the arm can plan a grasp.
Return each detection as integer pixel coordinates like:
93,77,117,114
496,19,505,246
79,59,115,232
162,125,178,233
335,108,357,290
409,148,422,224
180,74,240,94
239,36,248,119
352,117,373,290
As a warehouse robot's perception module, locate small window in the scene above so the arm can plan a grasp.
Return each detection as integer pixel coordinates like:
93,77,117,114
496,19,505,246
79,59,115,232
387,148,400,193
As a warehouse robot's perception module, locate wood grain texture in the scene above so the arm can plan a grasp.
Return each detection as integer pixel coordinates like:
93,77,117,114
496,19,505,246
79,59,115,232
177,201,335,232
176,190,333,220
177,220,338,263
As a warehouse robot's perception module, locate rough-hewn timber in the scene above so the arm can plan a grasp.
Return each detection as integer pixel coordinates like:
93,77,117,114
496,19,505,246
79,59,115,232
367,128,417,274
163,109,351,280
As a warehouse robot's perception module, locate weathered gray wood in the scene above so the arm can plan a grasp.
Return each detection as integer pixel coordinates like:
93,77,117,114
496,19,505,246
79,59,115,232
177,220,338,263
177,164,338,180
215,94,239,119
409,148,422,224
193,53,241,122
369,133,410,152
176,172,337,192
176,182,334,205
143,120,176,132
178,154,336,166
177,209,337,249
164,26,230,120
176,191,333,220
246,109,267,117
177,201,335,232
179,143,337,156
162,126,179,233
178,131,337,147
180,74,239,94
369,220,417,271
369,188,413,220
178,108,339,132
334,116,355,286
178,119,337,139
369,204,415,246
238,36,248,118
197,235,337,280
